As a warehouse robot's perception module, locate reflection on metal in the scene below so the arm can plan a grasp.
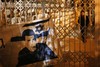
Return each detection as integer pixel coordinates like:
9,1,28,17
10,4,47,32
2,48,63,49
0,0,96,67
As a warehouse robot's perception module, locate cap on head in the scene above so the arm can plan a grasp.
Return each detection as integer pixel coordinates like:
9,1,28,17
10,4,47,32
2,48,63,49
22,29,35,37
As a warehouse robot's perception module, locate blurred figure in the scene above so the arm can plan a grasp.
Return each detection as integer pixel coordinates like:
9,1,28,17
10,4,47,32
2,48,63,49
78,10,89,43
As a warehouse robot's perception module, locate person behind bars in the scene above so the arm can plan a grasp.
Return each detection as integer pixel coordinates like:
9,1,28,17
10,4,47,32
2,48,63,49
78,10,89,43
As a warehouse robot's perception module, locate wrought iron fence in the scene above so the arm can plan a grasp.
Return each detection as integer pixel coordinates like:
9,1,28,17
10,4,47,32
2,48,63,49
0,0,96,67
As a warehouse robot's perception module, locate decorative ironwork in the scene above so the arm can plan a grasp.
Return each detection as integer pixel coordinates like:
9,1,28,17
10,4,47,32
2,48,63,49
61,51,90,63
15,0,24,11
0,0,96,67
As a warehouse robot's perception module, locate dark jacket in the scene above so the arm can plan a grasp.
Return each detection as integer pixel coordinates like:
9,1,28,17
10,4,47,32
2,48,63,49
17,43,57,66
78,15,89,27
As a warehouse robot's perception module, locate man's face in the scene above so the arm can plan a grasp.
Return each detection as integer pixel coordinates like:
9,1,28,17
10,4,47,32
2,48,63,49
25,36,36,49
25,35,37,51
81,12,85,16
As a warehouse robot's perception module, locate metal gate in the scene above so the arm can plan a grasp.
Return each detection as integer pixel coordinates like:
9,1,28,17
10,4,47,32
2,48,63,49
0,0,97,67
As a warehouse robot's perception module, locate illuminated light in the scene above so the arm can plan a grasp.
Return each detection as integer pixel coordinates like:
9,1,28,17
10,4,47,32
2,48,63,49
56,4,59,7
60,41,64,47
52,19,54,22
38,3,41,7
28,9,31,13
32,9,35,12
51,4,54,7
62,0,65,3
46,9,49,13
46,4,49,7
33,3,36,7
61,3,64,7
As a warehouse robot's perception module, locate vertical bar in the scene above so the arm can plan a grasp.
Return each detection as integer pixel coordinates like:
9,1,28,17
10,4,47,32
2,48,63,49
79,3,82,66
5,0,7,26
84,0,87,66
9,0,11,25
72,0,75,67
61,0,65,66
68,6,71,67
24,0,27,22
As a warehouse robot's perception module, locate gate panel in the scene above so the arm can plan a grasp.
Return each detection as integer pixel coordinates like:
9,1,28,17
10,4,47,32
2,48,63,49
0,0,97,67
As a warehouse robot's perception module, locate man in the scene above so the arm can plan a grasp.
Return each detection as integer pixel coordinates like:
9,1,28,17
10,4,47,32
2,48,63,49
16,29,57,67
78,10,89,43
